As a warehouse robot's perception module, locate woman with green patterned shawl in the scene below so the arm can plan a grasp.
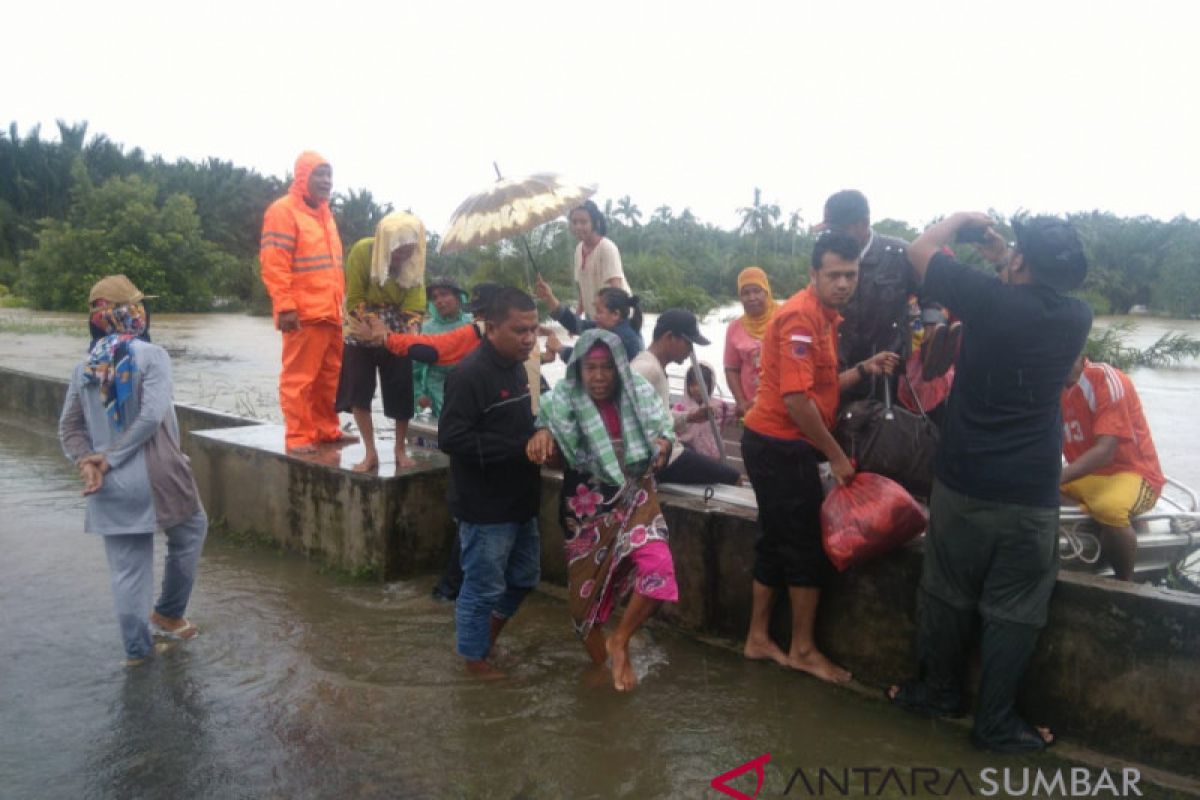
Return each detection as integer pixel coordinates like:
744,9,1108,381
527,329,678,692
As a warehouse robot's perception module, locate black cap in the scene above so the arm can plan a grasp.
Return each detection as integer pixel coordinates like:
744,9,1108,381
426,274,464,299
1012,216,1088,292
823,189,870,230
466,281,502,314
653,309,710,345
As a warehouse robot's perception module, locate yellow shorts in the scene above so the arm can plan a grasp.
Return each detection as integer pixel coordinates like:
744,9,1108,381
1062,472,1159,528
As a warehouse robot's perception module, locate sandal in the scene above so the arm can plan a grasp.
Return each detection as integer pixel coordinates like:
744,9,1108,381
886,680,964,719
971,720,1055,753
920,324,949,380
151,614,199,641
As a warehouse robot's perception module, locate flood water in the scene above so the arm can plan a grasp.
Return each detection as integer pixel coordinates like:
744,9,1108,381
0,415,1152,800
2,307,1200,488
2,309,1200,798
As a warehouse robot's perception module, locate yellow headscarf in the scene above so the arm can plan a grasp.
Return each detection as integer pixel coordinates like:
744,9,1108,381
370,212,427,289
736,266,778,340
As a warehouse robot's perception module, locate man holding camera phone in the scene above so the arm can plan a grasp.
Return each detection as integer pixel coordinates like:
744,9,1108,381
886,212,1091,753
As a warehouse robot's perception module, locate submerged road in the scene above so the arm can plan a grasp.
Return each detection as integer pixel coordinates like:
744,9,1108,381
0,416,1192,799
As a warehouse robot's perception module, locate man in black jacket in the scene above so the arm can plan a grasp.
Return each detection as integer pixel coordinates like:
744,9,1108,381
822,190,923,404
438,287,542,678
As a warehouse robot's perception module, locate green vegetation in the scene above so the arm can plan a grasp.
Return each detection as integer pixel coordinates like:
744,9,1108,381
4,121,1200,319
1085,321,1200,371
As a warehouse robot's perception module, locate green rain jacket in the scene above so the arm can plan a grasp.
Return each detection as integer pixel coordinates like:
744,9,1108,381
413,290,473,417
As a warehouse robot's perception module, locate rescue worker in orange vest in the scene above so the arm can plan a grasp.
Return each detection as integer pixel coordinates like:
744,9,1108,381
260,151,355,453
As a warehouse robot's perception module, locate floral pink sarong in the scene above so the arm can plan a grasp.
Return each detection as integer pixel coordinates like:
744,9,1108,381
561,471,679,637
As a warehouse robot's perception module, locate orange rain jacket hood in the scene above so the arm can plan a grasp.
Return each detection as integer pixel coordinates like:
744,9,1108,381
260,150,345,324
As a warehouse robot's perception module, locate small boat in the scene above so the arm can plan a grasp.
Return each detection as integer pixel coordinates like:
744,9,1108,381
1058,476,1200,580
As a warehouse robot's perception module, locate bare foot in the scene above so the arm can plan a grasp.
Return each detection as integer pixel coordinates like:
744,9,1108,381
584,627,608,665
394,447,417,469
743,635,790,667
287,444,318,455
606,636,637,692
787,647,852,684
465,659,505,681
352,453,380,473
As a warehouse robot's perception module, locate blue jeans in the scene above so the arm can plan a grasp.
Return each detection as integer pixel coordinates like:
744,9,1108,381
102,510,208,660
455,518,540,660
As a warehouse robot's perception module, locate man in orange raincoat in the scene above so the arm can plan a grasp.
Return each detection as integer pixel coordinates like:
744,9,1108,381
260,151,355,453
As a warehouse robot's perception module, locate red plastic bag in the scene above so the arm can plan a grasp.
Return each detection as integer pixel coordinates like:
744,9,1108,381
821,472,928,571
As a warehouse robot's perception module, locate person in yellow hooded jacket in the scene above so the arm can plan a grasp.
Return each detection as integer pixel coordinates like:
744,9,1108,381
335,211,427,471
260,151,352,453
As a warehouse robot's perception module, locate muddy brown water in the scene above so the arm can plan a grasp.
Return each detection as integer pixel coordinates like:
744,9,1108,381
7,418,1196,798
2,309,1197,490
2,310,1199,797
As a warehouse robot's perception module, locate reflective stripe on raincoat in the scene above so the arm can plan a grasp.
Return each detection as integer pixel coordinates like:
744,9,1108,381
260,151,344,324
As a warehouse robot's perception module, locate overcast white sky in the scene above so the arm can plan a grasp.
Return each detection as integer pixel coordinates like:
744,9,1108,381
7,0,1198,233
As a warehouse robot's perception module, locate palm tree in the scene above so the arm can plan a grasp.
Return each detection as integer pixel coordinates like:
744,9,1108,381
787,208,805,258
736,187,763,236
332,188,394,246
614,195,642,227
737,187,778,260
653,205,673,224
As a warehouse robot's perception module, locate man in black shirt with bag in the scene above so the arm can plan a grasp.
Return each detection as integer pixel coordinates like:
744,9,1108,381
886,212,1091,753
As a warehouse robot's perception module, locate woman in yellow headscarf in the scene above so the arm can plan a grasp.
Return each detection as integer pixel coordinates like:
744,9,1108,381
724,266,778,416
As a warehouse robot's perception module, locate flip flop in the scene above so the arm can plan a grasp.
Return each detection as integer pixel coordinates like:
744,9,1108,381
151,618,199,641
922,322,961,380
921,324,948,381
971,720,1055,753
886,680,964,719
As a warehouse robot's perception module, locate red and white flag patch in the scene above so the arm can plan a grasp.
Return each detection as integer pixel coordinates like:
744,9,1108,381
790,331,813,357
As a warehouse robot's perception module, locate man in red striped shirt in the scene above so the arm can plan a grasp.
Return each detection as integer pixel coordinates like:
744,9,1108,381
1060,354,1164,580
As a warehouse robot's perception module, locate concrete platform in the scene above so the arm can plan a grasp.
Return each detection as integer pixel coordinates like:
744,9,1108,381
189,423,454,580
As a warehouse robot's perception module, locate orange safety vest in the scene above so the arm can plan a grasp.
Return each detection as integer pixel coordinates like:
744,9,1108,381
260,151,344,324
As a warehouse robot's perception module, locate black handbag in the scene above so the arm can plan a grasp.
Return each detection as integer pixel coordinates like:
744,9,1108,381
834,374,939,500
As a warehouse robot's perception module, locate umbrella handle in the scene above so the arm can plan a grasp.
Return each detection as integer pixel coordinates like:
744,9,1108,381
519,234,538,293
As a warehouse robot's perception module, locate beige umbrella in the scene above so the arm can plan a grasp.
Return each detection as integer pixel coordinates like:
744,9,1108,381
438,164,597,287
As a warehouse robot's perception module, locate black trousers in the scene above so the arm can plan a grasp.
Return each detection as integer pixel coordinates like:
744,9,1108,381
916,479,1059,748
657,447,740,486
742,428,831,587
335,342,415,420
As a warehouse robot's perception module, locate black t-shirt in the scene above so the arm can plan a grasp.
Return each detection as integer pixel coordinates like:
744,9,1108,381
439,339,541,523
923,253,1092,507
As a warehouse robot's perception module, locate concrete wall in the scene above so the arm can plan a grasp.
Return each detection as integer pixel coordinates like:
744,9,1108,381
537,480,1200,778
0,366,258,439
2,365,1197,778
188,429,454,579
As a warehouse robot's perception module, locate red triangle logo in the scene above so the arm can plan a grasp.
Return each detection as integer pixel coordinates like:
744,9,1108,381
710,753,771,800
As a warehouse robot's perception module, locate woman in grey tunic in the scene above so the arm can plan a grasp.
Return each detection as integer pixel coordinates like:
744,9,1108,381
58,275,207,666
